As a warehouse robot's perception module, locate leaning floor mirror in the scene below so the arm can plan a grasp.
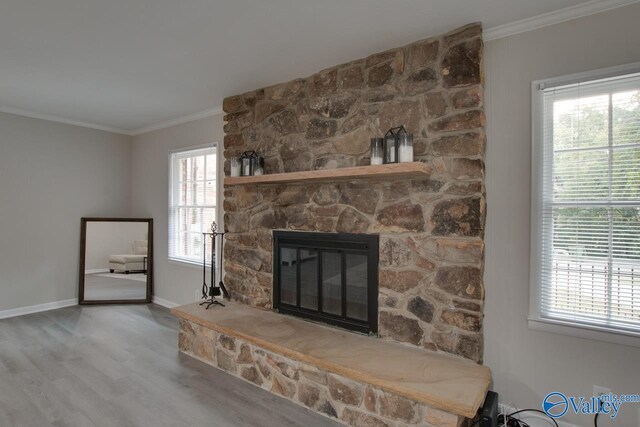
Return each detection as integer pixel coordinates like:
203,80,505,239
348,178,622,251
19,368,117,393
79,218,153,304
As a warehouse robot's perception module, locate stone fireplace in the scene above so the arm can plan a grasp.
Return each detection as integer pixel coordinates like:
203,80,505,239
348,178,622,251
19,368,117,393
222,22,486,363
173,21,490,426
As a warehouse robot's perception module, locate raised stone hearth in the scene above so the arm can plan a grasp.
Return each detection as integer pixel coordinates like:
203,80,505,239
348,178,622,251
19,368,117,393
172,302,491,427
222,22,486,362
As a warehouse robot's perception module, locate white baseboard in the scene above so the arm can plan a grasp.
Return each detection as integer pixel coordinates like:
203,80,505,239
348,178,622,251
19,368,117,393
85,268,110,274
0,298,77,320
0,296,179,319
152,296,179,309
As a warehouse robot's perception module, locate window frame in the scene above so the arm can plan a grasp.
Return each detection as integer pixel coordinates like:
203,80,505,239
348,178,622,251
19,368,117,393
530,62,640,347
168,143,220,266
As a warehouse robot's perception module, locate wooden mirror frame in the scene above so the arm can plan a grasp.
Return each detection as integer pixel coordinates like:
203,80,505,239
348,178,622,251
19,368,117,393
79,217,153,304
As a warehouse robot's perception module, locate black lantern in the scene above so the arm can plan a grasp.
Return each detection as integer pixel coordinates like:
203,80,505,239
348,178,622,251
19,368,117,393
240,150,258,176
384,125,407,164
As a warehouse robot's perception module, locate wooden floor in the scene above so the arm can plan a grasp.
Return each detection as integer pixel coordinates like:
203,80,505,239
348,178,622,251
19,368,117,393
0,304,341,427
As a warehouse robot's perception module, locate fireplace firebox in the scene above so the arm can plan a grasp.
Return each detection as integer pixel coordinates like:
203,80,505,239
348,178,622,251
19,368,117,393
273,231,378,334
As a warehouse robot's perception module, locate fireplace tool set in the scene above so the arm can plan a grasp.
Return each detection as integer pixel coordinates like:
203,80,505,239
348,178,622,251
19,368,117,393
200,221,229,309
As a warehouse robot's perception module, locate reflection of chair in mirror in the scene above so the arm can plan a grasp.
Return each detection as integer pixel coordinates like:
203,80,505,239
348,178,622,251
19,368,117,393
108,240,148,274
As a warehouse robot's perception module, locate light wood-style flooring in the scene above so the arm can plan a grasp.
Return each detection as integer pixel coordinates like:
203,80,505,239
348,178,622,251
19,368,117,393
0,304,340,427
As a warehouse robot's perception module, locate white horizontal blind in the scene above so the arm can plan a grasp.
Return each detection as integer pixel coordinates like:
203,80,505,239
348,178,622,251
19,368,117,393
539,71,640,334
169,146,217,265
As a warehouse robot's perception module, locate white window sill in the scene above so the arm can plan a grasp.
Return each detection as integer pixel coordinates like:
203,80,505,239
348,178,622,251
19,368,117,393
528,316,640,348
168,258,208,270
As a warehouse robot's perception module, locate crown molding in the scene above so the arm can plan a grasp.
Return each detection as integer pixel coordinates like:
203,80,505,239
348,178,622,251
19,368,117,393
0,105,130,135
0,104,225,136
130,106,223,136
483,0,640,41
3,0,637,134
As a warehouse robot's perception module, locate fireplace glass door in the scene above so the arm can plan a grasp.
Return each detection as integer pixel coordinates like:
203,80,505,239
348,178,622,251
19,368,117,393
274,231,378,334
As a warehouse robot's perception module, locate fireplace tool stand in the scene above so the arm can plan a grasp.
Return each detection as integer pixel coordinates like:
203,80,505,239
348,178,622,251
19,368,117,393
199,221,228,309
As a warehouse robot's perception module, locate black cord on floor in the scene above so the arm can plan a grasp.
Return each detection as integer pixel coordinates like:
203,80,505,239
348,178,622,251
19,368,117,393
594,394,603,427
497,413,528,427
500,409,559,427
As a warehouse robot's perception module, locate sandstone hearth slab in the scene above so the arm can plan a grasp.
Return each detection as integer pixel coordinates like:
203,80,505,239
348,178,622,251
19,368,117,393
171,301,490,418
224,162,431,187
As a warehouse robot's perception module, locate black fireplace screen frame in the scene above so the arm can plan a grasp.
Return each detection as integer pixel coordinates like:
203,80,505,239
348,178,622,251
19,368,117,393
273,231,379,334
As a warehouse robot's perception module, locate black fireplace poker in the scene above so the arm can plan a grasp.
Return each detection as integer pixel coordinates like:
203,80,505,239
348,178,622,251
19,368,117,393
199,221,228,309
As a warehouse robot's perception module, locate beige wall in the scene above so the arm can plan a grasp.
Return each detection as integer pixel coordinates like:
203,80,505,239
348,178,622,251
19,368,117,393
130,114,224,306
484,4,640,426
0,111,132,312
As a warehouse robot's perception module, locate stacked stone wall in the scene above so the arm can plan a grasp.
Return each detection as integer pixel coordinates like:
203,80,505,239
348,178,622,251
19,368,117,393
222,23,486,362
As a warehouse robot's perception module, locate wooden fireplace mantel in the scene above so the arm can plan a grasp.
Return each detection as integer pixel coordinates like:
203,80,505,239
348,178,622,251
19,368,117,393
224,162,431,187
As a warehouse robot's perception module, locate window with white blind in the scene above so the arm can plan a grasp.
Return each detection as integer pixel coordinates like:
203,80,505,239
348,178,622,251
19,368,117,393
531,64,640,343
169,145,217,265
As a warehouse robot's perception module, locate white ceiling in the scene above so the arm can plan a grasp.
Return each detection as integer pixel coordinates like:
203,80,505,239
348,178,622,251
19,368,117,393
0,0,633,133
